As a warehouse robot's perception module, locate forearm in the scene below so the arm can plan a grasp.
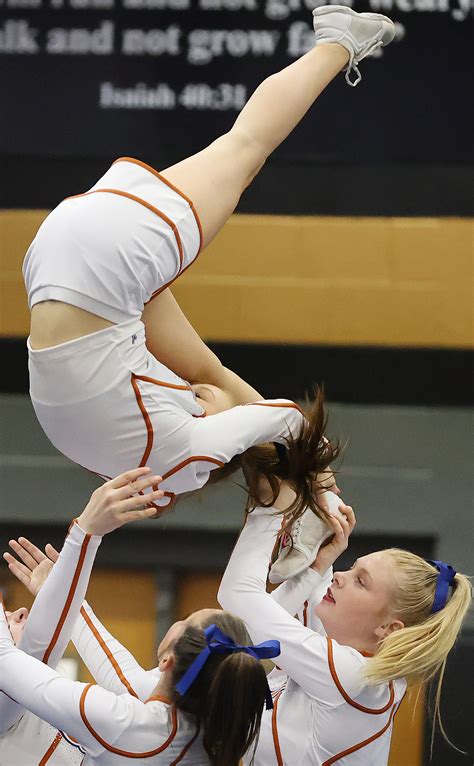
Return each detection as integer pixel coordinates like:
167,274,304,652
19,521,101,668
72,602,160,701
270,566,332,618
218,508,364,703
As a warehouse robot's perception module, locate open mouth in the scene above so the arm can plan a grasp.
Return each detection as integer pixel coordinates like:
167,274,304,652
323,587,336,604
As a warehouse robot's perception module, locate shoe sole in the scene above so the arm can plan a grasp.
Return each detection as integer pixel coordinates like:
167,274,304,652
313,5,395,46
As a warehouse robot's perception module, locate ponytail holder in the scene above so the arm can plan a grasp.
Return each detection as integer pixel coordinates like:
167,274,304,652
175,624,280,710
428,560,456,613
273,442,288,462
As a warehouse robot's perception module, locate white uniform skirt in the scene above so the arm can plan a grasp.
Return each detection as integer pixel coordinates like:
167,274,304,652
23,157,203,323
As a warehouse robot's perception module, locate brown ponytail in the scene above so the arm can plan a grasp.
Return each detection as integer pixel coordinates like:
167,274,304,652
208,386,342,532
170,611,269,766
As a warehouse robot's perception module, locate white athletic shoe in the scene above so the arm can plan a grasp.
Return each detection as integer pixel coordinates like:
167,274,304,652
313,5,396,87
269,491,345,584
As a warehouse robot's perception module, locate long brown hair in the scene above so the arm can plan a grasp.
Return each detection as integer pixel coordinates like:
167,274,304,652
170,611,269,766
208,386,342,534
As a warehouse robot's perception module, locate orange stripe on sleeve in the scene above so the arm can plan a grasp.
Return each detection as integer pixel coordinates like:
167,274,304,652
246,402,304,415
326,638,394,714
79,684,178,757
42,528,92,665
39,732,63,765
79,606,139,699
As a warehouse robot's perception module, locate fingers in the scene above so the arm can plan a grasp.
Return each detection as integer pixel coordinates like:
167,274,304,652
120,487,165,514
8,538,46,571
44,544,60,562
107,467,151,490
337,503,356,531
119,506,160,526
113,473,163,501
3,555,32,588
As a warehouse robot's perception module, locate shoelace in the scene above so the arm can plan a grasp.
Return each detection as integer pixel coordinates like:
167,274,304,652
345,38,384,87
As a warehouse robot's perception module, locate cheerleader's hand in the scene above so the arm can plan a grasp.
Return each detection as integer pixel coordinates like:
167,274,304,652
311,503,356,575
3,538,59,596
76,467,164,536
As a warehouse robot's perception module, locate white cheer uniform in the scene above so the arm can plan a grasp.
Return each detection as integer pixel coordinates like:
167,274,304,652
24,158,304,508
218,509,406,766
0,520,209,764
0,521,101,765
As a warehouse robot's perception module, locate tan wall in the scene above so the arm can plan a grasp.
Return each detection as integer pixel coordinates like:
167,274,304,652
1,209,472,347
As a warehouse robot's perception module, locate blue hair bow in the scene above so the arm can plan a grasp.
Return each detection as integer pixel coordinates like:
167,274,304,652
175,623,281,710
428,560,456,614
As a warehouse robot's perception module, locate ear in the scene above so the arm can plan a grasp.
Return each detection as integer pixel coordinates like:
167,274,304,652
375,619,405,640
158,653,176,673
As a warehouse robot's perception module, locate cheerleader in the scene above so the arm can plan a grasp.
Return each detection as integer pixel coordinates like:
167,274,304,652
0,469,279,765
218,485,472,764
24,7,395,517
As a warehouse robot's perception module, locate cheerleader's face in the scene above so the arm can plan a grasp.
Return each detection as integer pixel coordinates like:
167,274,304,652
191,384,234,415
5,607,29,645
314,552,404,651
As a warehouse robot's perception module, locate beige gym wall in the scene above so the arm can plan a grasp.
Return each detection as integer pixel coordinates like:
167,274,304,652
1,210,472,347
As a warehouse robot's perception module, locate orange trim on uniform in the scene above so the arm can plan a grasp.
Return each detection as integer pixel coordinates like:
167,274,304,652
326,638,394,714
131,374,154,467
65,188,184,272
42,529,92,665
302,600,309,627
132,374,192,392
271,689,284,766
113,156,204,254
79,684,178,757
146,254,200,302
170,721,201,765
321,694,404,766
39,732,63,765
145,694,172,705
245,401,304,415
130,374,223,491
79,606,139,699
162,455,224,480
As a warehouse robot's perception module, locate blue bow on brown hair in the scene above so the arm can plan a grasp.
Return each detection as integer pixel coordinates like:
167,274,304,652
175,623,281,709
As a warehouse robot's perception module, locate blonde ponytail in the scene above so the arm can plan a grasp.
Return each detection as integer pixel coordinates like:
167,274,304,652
364,549,472,749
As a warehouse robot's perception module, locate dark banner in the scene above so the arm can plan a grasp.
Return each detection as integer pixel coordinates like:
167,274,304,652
0,2,472,163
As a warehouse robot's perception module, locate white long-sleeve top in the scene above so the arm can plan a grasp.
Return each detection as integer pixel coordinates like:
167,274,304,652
218,508,406,766
0,520,101,764
0,523,207,765
71,601,160,702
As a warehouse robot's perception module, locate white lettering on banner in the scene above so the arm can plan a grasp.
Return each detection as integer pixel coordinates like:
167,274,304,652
100,81,177,107
286,21,314,56
47,21,114,53
367,0,471,18
122,25,181,55
199,0,258,9
123,0,189,7
99,81,247,109
0,20,39,53
187,28,280,64
6,0,42,8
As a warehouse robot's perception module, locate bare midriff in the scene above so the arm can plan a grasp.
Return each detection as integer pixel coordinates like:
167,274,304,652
29,301,114,349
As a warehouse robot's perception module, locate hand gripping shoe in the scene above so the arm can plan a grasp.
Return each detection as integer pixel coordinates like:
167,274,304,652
269,491,345,584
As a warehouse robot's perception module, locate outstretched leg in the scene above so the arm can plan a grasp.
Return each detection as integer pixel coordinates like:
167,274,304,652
161,44,348,250
161,7,394,250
